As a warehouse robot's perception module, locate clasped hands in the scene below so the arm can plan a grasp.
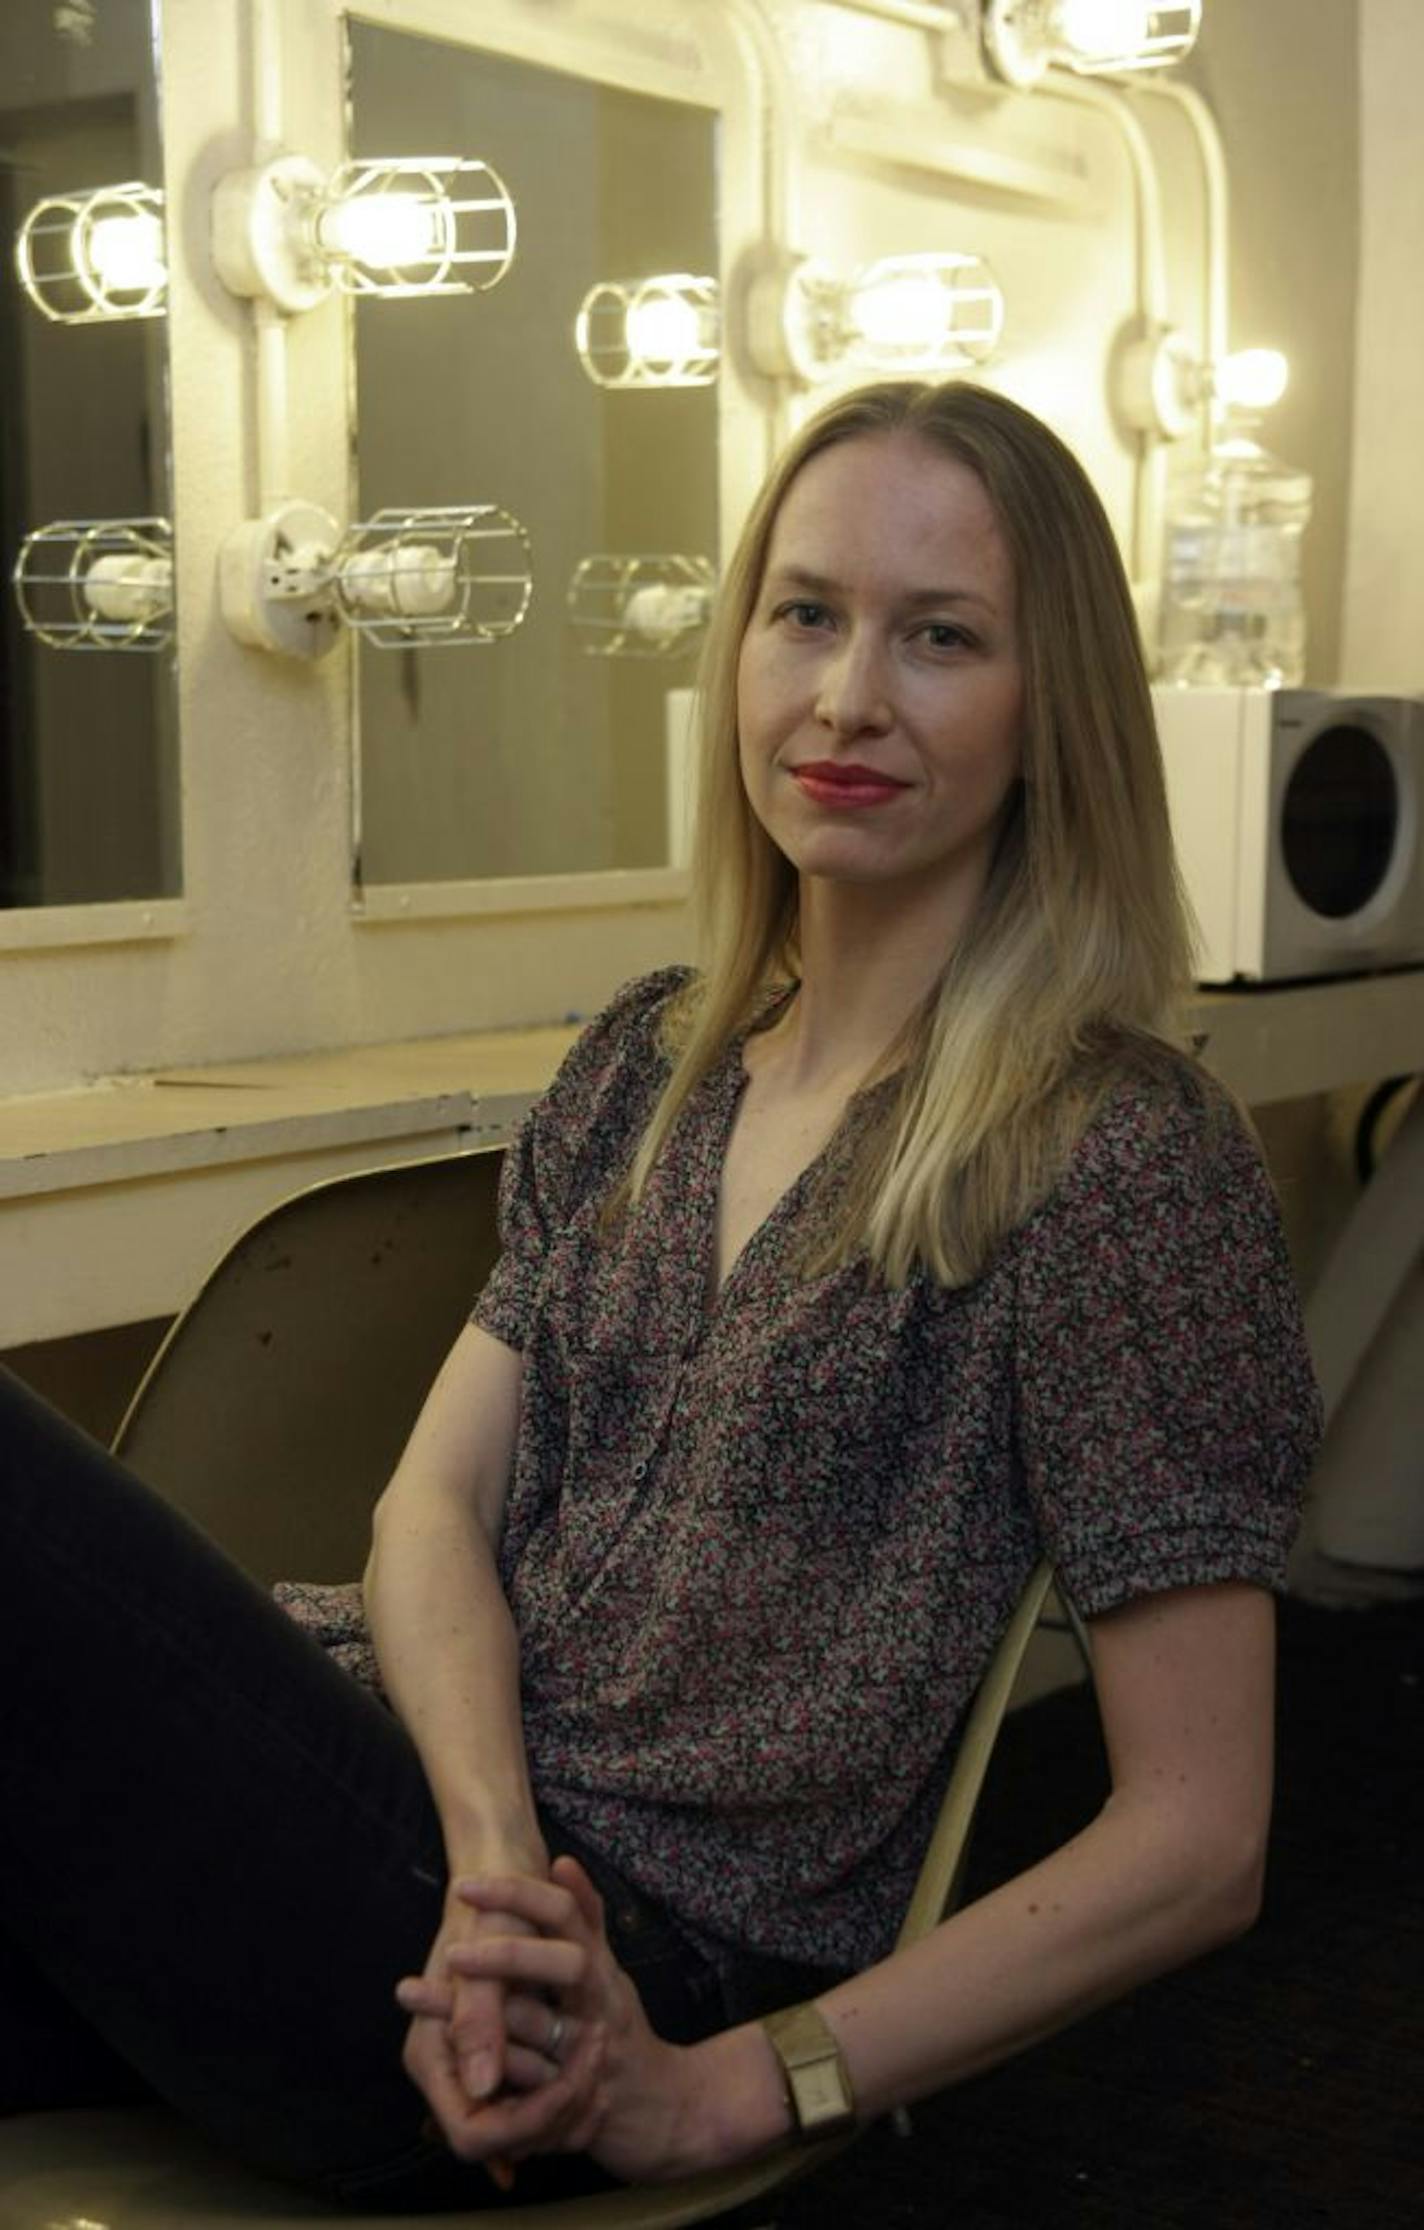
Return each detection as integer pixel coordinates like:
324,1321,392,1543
397,1856,707,2187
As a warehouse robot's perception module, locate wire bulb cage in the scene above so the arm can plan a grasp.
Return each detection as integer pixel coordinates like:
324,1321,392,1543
845,253,1004,372
12,517,174,651
983,0,1202,88
15,182,167,324
218,500,532,660
212,155,515,314
337,505,533,647
575,275,720,390
567,554,716,658
314,159,516,298
748,251,1002,384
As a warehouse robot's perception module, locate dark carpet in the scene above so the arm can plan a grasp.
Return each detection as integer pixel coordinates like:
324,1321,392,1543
780,1594,1423,2228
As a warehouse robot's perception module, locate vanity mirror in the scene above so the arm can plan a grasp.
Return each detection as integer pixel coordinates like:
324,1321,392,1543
0,0,179,911
346,15,719,892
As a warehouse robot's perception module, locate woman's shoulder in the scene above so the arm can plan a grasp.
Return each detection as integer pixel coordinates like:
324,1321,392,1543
525,966,697,1144
1025,1045,1272,1254
561,965,698,1077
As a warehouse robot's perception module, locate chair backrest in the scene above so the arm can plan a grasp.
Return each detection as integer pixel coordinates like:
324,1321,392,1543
111,1148,504,1586
896,1558,1056,1947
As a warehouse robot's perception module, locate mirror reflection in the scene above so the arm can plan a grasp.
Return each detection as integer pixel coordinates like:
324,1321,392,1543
0,0,179,909
348,21,719,888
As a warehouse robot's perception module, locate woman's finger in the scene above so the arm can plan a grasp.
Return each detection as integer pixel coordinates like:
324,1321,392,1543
454,1873,581,1934
403,2021,491,2155
396,1974,452,2018
444,1933,587,1991
549,1853,606,1933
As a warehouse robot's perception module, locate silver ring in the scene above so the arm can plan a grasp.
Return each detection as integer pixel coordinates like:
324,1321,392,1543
548,2012,567,2063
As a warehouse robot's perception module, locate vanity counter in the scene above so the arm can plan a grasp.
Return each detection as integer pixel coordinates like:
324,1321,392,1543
2,969,1421,1349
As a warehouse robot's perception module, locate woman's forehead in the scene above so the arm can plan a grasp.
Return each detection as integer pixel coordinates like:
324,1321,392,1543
761,433,1015,605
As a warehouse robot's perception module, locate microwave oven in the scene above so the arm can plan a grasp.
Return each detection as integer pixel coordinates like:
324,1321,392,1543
1153,686,1424,984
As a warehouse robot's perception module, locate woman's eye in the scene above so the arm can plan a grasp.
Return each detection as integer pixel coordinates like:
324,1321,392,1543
919,621,973,652
776,600,831,630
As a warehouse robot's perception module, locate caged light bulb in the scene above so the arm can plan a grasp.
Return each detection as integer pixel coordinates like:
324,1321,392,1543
983,0,1200,86
1057,0,1152,63
624,292,704,374
847,254,1003,372
575,275,720,389
1215,348,1289,413
16,182,167,323
318,192,439,272
85,210,166,298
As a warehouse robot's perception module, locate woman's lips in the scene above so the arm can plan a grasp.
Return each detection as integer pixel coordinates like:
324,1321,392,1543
789,761,909,809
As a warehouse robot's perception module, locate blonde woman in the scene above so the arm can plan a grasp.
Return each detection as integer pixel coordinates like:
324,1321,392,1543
0,383,1318,2208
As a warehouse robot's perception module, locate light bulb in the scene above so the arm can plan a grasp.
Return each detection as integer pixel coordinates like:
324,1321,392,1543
1216,348,1289,412
85,210,166,297
983,0,1199,84
319,192,438,271
846,255,1003,372
625,292,702,371
575,276,720,389
341,542,458,618
1057,0,1152,63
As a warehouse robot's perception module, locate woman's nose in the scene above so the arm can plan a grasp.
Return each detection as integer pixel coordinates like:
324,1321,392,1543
813,634,893,736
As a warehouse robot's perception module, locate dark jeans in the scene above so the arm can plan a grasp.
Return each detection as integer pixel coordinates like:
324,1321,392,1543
0,1369,831,2210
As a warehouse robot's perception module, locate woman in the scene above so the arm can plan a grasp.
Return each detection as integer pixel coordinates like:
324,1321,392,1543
0,381,1319,2206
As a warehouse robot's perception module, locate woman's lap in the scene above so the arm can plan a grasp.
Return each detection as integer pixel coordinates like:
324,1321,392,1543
0,1367,814,2211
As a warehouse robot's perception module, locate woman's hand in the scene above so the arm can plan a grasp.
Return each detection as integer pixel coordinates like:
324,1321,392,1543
400,1857,725,2182
399,1870,551,2174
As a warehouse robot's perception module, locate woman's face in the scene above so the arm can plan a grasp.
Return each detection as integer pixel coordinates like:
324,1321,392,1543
736,431,1025,914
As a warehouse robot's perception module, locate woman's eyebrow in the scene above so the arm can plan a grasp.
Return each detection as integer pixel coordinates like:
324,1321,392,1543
764,564,999,616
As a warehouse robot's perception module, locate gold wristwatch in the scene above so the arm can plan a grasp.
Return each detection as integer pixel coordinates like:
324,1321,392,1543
761,2002,857,2139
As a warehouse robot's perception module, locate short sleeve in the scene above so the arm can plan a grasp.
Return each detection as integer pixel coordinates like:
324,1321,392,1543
1013,1069,1322,1617
471,967,690,1352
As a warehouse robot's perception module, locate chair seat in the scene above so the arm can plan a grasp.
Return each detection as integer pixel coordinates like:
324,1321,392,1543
0,2106,834,2230
0,2108,342,2229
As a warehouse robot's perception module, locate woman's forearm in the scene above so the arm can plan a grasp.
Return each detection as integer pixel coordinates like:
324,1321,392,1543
365,1496,544,1873
690,1792,1260,2176
681,1582,1276,2177
362,1324,544,1877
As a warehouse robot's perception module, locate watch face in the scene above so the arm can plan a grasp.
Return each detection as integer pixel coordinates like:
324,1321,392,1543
794,2055,856,2131
766,2005,856,2136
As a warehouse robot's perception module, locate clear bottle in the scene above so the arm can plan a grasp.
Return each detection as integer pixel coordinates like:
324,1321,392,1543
1158,423,1313,688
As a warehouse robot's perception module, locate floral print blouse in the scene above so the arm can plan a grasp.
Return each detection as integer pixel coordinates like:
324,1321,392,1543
461,969,1320,1974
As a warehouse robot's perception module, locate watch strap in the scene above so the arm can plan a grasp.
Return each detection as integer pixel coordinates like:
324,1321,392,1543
762,2000,857,2139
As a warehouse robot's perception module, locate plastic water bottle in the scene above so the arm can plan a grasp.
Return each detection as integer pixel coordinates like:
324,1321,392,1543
1158,427,1312,688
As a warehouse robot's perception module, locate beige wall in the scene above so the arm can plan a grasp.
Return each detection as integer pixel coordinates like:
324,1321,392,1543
1341,0,1424,689
1184,0,1360,688
0,0,1402,1103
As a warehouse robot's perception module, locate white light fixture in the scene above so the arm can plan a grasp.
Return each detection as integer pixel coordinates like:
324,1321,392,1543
982,0,1201,88
1118,329,1290,440
574,275,720,389
567,554,716,658
211,155,515,314
1213,346,1288,413
747,251,1003,385
218,501,532,660
11,518,173,650
15,183,167,323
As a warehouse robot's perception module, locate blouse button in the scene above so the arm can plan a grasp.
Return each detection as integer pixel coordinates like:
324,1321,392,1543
632,1459,648,1480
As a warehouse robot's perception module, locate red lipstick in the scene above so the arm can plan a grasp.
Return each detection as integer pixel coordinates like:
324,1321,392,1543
790,761,908,809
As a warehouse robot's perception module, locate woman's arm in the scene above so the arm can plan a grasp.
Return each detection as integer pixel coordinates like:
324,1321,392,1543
362,1321,547,2141
421,1577,1276,2178
364,1320,539,1871
798,1577,1274,2130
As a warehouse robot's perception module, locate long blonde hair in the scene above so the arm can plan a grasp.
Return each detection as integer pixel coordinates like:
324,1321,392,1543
624,379,1196,1286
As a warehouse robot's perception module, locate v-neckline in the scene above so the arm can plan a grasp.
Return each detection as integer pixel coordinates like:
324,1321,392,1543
701,987,889,1318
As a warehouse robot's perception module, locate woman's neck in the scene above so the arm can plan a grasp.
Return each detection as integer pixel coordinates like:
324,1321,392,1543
757,872,975,1095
